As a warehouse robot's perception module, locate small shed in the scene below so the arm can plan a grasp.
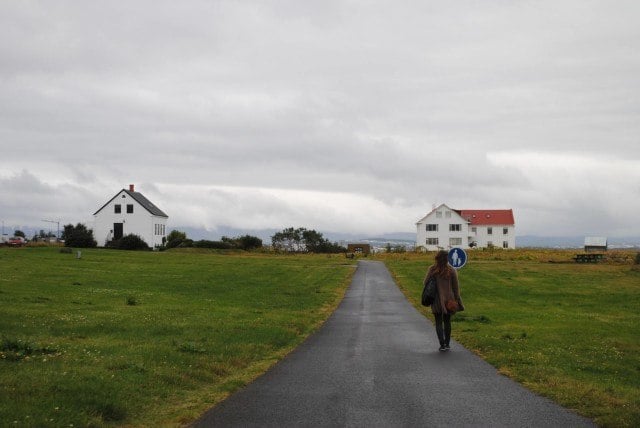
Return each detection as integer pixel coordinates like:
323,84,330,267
584,237,607,252
347,243,371,255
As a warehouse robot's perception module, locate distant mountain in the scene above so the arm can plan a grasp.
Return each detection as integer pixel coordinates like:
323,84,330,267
516,235,640,249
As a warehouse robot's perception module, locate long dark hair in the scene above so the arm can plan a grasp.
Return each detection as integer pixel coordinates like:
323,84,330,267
432,250,451,278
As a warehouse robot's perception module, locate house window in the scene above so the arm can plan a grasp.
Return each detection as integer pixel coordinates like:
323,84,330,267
426,224,438,231
503,228,509,235
445,211,452,218
114,204,121,214
503,241,509,248
471,227,477,233
126,204,134,214
487,241,493,247
155,224,166,236
487,227,493,235
436,211,442,218
450,237,462,246
426,238,439,245
449,224,461,232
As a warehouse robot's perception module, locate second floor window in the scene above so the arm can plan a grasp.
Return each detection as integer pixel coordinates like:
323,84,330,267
127,204,134,214
114,204,121,213
487,227,493,235
449,224,461,232
426,224,438,231
503,228,509,235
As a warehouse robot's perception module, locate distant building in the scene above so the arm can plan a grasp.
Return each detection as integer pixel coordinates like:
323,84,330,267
584,236,607,252
93,184,168,248
347,243,371,255
416,203,516,251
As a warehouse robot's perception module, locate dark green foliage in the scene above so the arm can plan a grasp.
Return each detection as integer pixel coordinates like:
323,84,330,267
232,235,263,251
165,230,262,251
272,227,344,253
165,230,187,249
62,223,97,248
111,234,149,251
635,252,640,265
193,240,234,249
14,230,25,238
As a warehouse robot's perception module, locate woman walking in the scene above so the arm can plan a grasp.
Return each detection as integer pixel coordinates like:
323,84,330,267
423,250,464,351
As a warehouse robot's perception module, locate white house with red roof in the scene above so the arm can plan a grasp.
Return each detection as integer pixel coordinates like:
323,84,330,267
416,203,515,251
93,184,168,248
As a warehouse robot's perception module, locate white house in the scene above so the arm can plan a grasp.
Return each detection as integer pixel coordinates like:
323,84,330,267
416,203,515,251
93,184,168,248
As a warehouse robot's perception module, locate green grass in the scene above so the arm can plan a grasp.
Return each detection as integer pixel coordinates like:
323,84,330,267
0,247,355,426
382,252,640,427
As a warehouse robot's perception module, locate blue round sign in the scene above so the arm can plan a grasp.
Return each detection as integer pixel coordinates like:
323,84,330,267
448,248,467,269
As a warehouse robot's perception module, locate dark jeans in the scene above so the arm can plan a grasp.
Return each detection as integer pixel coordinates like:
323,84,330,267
434,313,451,346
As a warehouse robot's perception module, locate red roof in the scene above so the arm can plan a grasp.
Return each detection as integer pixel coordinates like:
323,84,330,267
456,209,514,226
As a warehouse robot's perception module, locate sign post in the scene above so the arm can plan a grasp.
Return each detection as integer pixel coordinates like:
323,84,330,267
448,247,467,269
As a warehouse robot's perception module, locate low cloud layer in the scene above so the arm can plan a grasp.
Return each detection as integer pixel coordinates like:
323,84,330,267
1,1,639,237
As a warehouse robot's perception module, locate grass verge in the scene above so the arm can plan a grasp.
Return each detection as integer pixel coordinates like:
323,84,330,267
0,247,355,426
381,250,640,428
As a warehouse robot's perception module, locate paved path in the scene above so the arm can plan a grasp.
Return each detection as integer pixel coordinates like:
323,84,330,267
193,261,593,427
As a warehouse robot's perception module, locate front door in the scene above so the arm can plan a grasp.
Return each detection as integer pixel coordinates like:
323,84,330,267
113,223,123,240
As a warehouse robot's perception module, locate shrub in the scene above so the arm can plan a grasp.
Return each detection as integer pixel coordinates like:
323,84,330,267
112,234,149,251
62,223,97,248
193,240,233,249
635,252,640,265
165,230,188,249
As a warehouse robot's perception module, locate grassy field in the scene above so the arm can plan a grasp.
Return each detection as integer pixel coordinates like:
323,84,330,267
381,250,640,427
0,247,355,426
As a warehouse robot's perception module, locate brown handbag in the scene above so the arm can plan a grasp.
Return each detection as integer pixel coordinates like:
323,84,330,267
445,299,459,313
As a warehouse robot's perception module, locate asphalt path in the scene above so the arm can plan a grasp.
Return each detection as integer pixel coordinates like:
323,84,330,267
193,260,594,427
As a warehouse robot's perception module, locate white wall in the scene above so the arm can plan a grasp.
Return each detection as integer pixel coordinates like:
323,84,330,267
93,190,167,248
416,205,516,250
416,205,471,251
472,225,516,249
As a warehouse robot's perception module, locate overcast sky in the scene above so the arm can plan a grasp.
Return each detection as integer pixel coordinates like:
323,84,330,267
1,1,639,238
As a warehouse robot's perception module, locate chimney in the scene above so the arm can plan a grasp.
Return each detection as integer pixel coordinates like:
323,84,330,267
129,184,135,192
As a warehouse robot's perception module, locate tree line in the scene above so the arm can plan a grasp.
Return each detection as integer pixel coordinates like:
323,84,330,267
56,224,346,254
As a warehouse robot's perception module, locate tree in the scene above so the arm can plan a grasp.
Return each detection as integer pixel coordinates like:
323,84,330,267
62,223,97,248
272,227,344,253
165,230,187,249
272,227,304,252
14,230,25,238
235,234,263,251
112,234,149,251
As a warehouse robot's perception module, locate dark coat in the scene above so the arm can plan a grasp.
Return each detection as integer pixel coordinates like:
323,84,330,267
423,265,464,315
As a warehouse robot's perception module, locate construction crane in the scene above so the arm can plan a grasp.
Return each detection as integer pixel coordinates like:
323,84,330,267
42,219,60,241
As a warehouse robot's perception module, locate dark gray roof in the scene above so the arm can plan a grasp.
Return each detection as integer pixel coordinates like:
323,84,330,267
93,189,169,217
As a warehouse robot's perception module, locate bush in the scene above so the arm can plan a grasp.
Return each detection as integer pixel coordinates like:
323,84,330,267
62,223,97,248
165,230,188,249
193,240,234,249
233,235,263,251
635,252,640,265
112,234,149,251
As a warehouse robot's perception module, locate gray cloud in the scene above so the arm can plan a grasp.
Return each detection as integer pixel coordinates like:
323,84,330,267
1,1,639,237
